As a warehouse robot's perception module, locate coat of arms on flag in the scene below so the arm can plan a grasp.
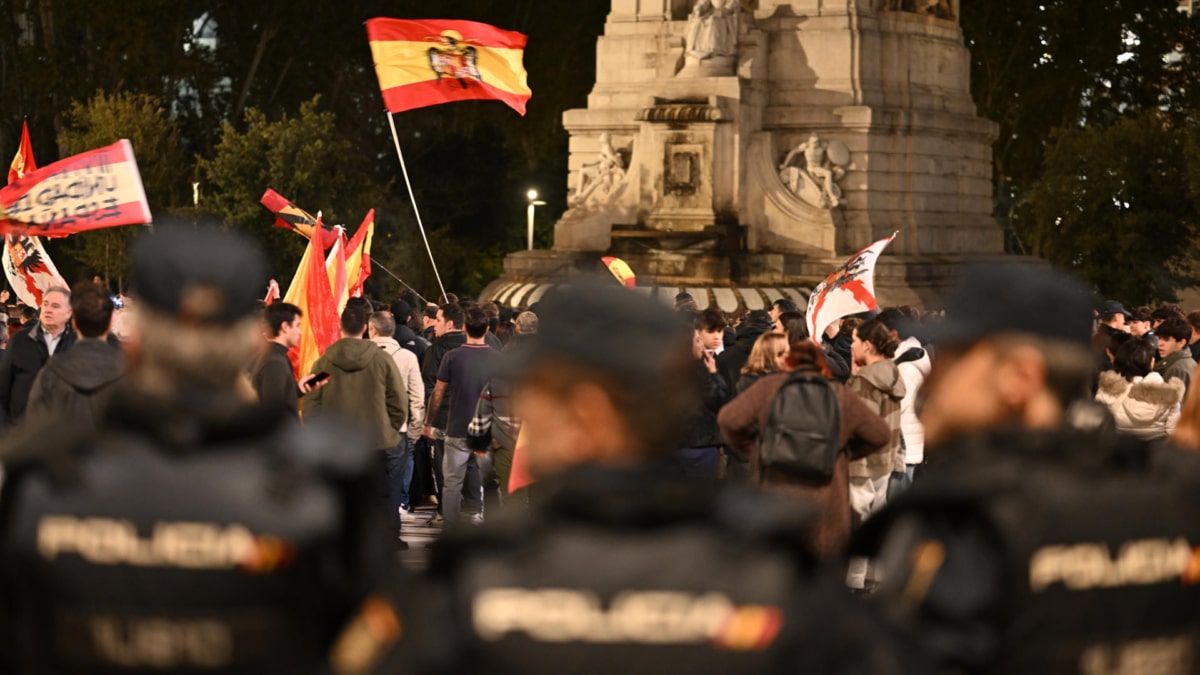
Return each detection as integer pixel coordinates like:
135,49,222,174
806,233,897,342
427,31,483,86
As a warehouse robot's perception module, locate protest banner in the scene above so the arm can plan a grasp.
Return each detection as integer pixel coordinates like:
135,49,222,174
0,139,150,237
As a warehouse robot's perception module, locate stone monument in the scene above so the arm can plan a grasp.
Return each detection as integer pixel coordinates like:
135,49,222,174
483,0,1006,312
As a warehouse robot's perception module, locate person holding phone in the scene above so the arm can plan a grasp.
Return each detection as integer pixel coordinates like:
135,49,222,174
252,302,326,419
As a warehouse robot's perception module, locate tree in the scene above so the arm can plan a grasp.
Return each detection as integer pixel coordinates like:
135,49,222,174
199,96,383,284
1020,112,1200,304
55,91,188,287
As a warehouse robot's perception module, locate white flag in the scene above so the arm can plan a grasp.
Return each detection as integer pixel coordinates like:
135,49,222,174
806,233,897,342
3,234,68,307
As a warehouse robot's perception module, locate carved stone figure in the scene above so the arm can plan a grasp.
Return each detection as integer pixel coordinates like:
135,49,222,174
778,134,851,209
881,0,954,19
685,0,738,60
571,133,626,206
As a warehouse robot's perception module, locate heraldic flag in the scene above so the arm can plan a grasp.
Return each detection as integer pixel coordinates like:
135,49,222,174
366,18,531,116
805,233,897,343
5,121,68,307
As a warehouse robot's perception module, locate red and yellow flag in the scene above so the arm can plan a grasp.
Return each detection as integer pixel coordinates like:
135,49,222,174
283,217,342,379
7,121,34,185
366,18,531,116
345,209,375,300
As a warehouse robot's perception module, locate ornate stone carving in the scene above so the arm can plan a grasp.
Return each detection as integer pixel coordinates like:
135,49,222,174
684,0,738,60
570,133,627,207
880,0,955,20
778,134,851,209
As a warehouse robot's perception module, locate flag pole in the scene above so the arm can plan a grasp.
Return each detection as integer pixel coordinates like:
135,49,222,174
386,111,448,303
370,257,431,306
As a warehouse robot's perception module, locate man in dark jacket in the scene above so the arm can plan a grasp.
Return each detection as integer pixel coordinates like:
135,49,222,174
0,286,76,425
251,302,304,417
390,298,428,362
716,309,772,388
25,283,123,426
676,316,733,479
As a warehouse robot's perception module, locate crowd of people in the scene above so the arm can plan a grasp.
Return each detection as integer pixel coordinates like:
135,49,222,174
0,227,1197,674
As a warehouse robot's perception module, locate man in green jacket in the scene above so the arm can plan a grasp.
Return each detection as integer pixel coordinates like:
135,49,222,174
306,304,409,548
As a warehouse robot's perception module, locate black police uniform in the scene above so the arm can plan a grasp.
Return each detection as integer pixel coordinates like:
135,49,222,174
853,428,1200,674
406,465,930,675
0,385,404,675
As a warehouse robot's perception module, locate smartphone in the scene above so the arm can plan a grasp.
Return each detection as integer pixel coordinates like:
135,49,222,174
309,372,332,385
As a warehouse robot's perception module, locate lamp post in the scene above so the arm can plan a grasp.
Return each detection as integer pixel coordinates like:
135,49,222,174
526,189,546,251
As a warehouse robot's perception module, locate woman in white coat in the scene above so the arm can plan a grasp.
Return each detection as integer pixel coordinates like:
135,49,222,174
1095,337,1185,440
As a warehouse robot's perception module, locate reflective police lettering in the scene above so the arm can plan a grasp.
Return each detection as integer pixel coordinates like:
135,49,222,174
1079,636,1192,675
37,515,256,569
1029,538,1195,592
472,587,781,648
91,615,233,669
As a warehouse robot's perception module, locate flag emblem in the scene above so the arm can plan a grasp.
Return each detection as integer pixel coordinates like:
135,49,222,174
428,31,483,86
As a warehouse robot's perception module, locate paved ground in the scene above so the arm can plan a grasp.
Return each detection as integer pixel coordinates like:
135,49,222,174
398,505,442,571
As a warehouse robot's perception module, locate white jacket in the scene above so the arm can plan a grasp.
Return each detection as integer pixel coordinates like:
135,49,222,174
372,337,426,440
893,337,931,464
1094,371,1184,441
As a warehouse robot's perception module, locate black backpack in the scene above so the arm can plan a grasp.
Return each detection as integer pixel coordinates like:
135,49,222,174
760,373,841,481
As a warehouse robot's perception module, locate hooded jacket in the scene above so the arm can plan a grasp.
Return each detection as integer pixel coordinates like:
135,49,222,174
847,359,907,480
305,337,408,450
25,338,124,426
893,337,931,464
1094,370,1184,440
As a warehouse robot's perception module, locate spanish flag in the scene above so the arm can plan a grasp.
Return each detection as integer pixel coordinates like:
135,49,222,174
283,217,342,379
344,209,375,300
365,18,531,116
7,120,34,185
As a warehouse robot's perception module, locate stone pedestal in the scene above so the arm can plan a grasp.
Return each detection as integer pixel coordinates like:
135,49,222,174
484,0,1010,310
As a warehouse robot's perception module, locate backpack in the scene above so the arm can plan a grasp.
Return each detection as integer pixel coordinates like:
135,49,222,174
760,373,841,481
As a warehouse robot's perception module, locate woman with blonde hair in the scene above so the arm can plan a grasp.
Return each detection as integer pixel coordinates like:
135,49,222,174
737,332,789,393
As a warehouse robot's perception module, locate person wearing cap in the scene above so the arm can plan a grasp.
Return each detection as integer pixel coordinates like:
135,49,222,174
0,226,404,675
1091,300,1131,368
851,263,1200,673
406,279,929,675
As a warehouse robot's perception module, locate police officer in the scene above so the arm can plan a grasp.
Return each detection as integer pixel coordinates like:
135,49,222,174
0,226,403,675
852,264,1200,674
407,280,928,675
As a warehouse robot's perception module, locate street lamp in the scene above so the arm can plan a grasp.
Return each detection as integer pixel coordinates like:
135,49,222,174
526,189,546,251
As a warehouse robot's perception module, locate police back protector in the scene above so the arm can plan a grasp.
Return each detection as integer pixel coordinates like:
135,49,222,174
412,465,927,675
856,430,1200,675
0,392,401,675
